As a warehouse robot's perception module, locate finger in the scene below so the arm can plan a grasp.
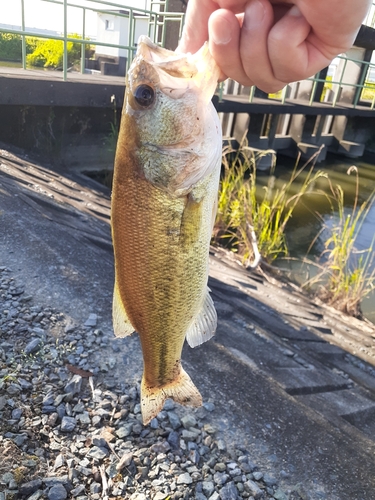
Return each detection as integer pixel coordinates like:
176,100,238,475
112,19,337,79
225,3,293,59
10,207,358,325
240,0,287,93
268,6,328,82
208,9,255,86
177,0,217,54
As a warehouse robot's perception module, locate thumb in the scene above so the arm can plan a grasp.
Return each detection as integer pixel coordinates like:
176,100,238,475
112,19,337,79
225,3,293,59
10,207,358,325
177,0,217,54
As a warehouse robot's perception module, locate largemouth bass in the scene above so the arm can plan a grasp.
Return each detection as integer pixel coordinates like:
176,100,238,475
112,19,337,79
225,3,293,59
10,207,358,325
111,36,222,425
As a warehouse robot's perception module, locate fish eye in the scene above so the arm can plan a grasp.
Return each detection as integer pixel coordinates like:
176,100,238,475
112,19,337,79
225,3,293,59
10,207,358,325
134,84,155,107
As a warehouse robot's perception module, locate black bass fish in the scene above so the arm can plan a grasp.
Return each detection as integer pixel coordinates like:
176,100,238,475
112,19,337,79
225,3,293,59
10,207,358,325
111,36,222,424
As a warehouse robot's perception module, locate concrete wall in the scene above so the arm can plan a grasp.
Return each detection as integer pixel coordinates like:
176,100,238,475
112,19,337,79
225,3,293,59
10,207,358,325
333,47,366,104
0,104,118,171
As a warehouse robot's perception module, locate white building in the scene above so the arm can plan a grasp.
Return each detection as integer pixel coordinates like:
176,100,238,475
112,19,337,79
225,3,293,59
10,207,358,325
94,3,157,75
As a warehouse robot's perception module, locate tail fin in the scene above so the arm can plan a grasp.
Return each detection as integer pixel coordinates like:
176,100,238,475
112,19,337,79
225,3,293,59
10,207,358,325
141,367,202,425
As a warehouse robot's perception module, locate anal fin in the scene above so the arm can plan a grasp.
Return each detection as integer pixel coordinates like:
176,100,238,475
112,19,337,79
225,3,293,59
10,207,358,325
112,280,135,338
186,287,217,348
141,366,202,425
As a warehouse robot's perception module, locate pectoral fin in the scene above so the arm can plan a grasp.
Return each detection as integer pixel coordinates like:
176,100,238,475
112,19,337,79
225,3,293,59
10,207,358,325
112,280,135,337
186,288,217,348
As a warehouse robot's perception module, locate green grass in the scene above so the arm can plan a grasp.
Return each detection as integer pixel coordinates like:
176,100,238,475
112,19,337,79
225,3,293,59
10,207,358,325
215,139,375,319
214,139,326,266
304,166,375,318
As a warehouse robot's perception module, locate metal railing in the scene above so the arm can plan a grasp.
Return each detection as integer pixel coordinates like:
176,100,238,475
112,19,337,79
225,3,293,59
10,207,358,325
1,0,375,113
217,3,375,109
218,53,375,111
0,0,185,80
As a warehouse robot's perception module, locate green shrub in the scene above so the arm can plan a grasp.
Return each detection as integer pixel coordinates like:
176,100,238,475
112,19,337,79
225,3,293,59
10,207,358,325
0,33,22,61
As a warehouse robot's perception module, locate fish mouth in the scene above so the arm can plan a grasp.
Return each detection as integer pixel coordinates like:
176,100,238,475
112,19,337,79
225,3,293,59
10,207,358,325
135,35,220,101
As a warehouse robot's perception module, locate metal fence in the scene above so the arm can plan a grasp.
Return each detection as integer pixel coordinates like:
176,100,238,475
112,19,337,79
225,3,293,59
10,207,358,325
1,0,375,111
0,0,185,80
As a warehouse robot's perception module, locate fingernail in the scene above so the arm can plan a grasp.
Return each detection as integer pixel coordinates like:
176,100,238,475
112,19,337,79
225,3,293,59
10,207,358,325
288,5,302,17
210,13,232,45
244,0,265,29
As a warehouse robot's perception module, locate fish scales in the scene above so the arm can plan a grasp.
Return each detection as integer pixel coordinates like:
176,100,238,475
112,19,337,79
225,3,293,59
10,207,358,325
111,36,222,424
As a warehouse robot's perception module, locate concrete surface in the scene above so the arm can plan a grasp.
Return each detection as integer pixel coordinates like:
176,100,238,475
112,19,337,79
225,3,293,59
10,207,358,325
1,145,375,500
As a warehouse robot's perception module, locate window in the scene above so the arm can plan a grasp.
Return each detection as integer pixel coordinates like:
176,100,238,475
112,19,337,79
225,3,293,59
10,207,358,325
105,19,114,30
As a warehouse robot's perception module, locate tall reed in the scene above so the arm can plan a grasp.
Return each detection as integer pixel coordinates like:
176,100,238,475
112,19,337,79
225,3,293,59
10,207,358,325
215,139,326,266
305,166,375,317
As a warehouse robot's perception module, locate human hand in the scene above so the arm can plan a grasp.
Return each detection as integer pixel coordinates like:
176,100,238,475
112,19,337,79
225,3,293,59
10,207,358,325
178,0,371,93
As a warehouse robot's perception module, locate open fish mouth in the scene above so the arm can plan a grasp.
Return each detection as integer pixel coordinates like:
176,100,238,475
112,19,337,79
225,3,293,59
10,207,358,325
133,35,220,102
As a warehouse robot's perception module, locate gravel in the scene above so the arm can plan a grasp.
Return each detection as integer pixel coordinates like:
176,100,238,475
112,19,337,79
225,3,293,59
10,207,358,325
0,266,290,500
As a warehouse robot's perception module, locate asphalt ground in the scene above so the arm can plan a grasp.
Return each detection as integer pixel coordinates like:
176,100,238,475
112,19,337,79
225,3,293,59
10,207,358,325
1,145,375,500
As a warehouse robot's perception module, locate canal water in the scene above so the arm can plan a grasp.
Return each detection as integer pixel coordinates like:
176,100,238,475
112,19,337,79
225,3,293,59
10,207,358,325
260,153,375,323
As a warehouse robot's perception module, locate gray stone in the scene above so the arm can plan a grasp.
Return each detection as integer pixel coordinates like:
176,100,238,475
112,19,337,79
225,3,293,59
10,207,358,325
163,399,175,411
214,472,229,486
116,452,133,471
196,494,207,500
167,430,179,449
240,462,253,473
253,472,263,481
54,454,65,470
273,489,288,500
150,418,159,429
48,484,68,500
43,476,69,487
202,481,215,497
1,472,15,485
228,468,242,477
181,414,197,429
7,383,21,395
60,416,77,432
203,402,215,412
27,491,43,500
13,434,28,446
263,473,277,487
19,479,42,497
43,393,55,405
132,423,142,435
209,493,220,500
24,338,42,355
76,412,91,424
0,396,6,410
189,449,200,465
214,463,226,472
70,485,85,497
64,374,82,395
116,425,133,439
84,313,97,327
167,411,181,430
177,472,193,485
220,482,239,500
244,479,263,499
89,483,102,494
18,378,33,390
87,446,109,460
11,408,23,419
9,479,18,489
92,437,107,448
217,438,227,451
